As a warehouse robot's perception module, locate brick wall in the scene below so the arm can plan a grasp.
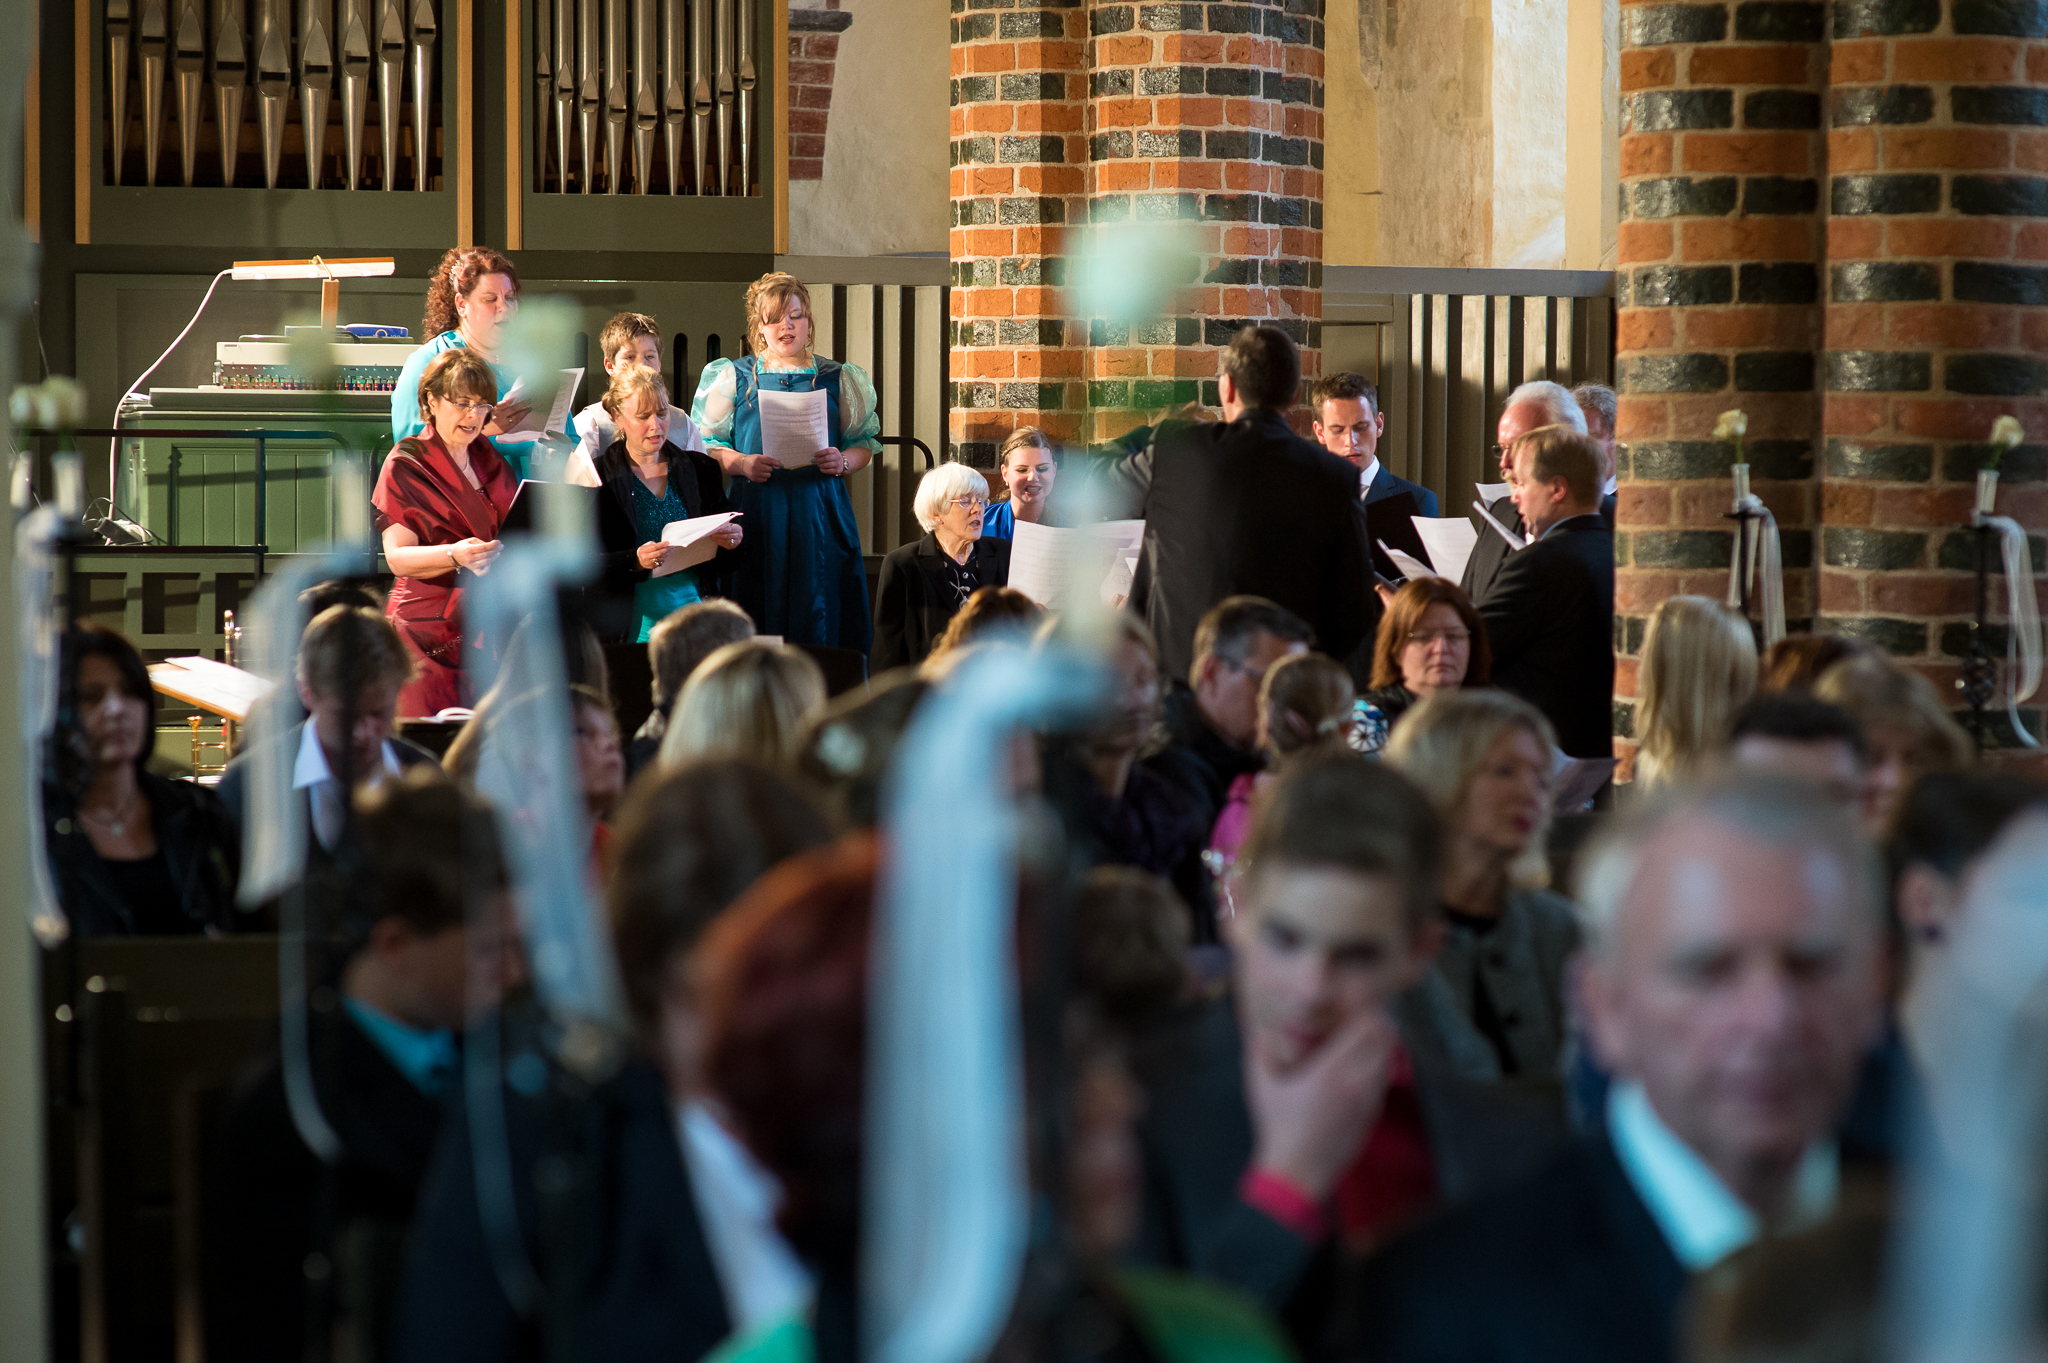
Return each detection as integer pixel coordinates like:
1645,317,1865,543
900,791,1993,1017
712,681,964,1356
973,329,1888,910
790,5,854,182
1615,0,2048,753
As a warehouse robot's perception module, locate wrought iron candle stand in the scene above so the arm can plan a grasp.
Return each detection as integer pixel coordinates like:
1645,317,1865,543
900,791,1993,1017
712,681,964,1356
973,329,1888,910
1959,468,2005,749
1724,463,1764,649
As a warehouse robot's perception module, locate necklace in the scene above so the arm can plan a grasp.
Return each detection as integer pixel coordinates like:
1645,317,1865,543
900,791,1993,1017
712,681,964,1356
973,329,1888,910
81,788,139,838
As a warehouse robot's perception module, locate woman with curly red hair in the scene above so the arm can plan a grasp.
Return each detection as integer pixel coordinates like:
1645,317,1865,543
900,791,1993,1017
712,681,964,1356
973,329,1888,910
390,247,532,470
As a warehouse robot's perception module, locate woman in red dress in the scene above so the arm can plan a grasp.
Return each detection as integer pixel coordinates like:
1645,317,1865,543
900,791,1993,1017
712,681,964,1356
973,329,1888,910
371,349,519,717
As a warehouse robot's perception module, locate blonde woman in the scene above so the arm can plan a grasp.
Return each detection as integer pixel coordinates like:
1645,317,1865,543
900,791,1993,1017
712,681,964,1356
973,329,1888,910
1816,653,1975,830
1631,595,1758,791
658,640,827,769
591,363,742,642
1384,689,1579,1080
982,426,1060,539
871,463,1013,672
689,272,882,652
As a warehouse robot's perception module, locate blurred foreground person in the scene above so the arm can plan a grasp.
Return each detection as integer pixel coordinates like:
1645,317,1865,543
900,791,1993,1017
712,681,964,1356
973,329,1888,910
794,672,932,831
1815,655,1974,830
630,599,757,774
1724,692,1871,808
1630,595,1758,792
1341,776,1889,1363
921,585,1043,675
1206,651,1356,870
1131,754,1562,1348
393,760,830,1363
206,772,522,1363
660,640,828,768
1757,633,1876,693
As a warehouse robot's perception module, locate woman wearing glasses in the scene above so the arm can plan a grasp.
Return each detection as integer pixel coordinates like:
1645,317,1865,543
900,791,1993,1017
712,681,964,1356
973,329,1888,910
1353,577,1492,752
372,349,518,716
870,463,1012,672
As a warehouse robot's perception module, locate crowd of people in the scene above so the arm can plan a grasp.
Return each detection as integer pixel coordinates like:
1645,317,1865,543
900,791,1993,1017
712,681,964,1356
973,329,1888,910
32,260,2048,1363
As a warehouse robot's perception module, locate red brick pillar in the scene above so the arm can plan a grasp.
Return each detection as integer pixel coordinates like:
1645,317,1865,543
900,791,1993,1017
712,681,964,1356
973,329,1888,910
948,3,1089,465
788,5,854,182
1613,0,1827,757
1821,0,2048,745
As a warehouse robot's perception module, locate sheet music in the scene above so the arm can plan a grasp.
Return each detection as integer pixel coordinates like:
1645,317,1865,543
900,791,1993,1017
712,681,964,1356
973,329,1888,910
653,511,742,577
494,368,585,445
1477,481,1509,504
1473,500,1528,550
1010,519,1146,610
1376,540,1436,582
1412,516,1479,584
148,656,277,722
1551,749,1617,812
757,388,831,467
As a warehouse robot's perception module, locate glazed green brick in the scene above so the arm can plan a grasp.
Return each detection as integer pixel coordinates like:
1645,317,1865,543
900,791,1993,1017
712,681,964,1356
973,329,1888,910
1938,530,2047,571
1942,444,2048,481
1822,617,1929,656
1824,526,1926,570
997,381,1065,408
1634,530,1736,568
1953,0,2048,35
1132,379,1200,408
1622,353,1730,394
1632,177,1740,219
1613,698,1637,741
1946,352,2048,396
1089,381,1132,408
1629,440,1812,481
1826,350,1933,392
1826,439,1932,481
1834,0,1940,36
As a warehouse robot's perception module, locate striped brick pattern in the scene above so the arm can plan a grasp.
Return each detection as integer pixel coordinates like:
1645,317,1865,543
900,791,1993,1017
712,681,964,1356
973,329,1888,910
789,4,853,182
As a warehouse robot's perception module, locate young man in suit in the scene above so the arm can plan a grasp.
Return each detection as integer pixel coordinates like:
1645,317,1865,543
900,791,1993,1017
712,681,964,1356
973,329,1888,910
1459,380,1588,602
1129,754,1563,1347
1113,326,1379,681
1341,777,1889,1363
1308,372,1440,518
1573,380,1622,529
1475,427,1616,759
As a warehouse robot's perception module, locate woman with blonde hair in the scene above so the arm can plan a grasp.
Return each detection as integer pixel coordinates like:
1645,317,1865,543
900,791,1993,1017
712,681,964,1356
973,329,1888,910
1206,651,1355,867
659,640,827,768
1632,594,1758,790
870,462,1014,672
690,272,882,653
1384,689,1578,1080
982,426,1061,540
1816,653,1974,829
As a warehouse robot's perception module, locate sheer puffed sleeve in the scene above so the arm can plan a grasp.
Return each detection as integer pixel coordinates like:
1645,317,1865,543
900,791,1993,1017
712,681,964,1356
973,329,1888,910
691,359,741,451
837,361,883,454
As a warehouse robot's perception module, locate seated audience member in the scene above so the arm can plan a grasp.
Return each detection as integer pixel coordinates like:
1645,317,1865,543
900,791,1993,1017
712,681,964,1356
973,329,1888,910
1040,614,1215,941
1724,692,1871,807
1570,381,1621,527
980,426,1061,539
299,577,384,616
1461,380,1589,601
446,684,625,873
1309,372,1440,516
1145,596,1314,835
1631,595,1758,791
1341,776,1890,1363
630,599,757,775
1383,690,1580,1084
44,624,241,936
573,683,626,845
794,672,932,831
1474,426,1616,759
1684,1186,1892,1363
207,771,522,1363
1208,651,1356,868
1757,632,1877,692
1130,753,1563,1343
1073,866,1195,1029
1815,654,1975,830
393,759,831,1363
216,605,438,872
1356,577,1491,751
921,584,1044,675
660,640,827,769
871,462,1013,672
1886,770,2046,1069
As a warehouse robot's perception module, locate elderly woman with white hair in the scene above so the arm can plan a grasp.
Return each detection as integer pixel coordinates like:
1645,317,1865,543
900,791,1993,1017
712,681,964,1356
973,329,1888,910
870,461,1013,672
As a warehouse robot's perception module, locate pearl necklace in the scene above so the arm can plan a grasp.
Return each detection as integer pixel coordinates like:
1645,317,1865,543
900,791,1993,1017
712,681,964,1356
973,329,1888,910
80,789,139,839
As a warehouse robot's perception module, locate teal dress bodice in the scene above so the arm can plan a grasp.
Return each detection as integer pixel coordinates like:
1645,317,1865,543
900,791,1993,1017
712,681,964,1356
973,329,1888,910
626,473,702,642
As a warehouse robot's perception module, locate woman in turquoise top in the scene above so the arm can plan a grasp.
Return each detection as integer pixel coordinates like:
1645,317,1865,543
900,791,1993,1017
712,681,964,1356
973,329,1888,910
691,273,881,654
390,246,536,478
592,365,742,642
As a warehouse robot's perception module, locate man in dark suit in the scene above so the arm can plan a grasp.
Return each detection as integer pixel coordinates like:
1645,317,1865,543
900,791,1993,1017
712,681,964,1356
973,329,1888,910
1115,326,1379,681
1128,754,1563,1348
1308,372,1441,519
1460,380,1588,602
1574,380,1623,530
1338,777,1890,1363
1475,427,1615,759
205,773,523,1363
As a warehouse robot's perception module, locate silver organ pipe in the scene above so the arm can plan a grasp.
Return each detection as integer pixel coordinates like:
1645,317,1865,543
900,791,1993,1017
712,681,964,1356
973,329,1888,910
735,0,753,196
631,0,657,194
554,0,576,190
577,0,601,193
299,0,336,188
661,0,685,193
253,0,289,186
688,0,711,195
212,0,248,186
535,0,554,186
604,0,629,192
109,1,132,184
173,0,206,185
339,0,373,189
409,0,437,189
138,0,168,185
712,0,734,194
376,0,407,190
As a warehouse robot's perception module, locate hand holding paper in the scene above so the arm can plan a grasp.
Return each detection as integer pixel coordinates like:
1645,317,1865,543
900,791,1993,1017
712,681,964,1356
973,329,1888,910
492,368,584,445
652,512,743,578
757,388,831,468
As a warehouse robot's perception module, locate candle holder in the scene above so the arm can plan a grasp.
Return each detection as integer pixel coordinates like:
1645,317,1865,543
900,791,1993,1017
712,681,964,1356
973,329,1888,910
1724,463,1762,647
1961,471,2003,747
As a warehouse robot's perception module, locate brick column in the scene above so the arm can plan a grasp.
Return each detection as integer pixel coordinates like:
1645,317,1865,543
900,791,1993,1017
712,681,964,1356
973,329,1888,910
1821,0,2048,745
789,4,855,182
1613,0,1827,753
948,2,1089,466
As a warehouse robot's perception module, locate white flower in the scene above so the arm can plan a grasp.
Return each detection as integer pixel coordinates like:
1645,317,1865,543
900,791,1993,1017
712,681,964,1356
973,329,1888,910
1991,414,2024,451
1712,409,1749,443
9,376,88,431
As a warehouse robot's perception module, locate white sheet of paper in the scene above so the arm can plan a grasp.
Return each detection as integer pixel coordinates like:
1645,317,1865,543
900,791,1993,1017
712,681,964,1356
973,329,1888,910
1100,549,1140,605
494,368,584,445
1477,481,1509,504
1412,516,1479,584
1473,500,1528,550
757,388,831,467
652,511,741,577
1009,519,1146,610
148,656,277,722
1550,750,1616,812
1376,540,1437,582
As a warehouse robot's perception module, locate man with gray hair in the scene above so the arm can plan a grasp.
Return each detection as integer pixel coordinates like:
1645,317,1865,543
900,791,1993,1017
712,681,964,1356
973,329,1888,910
1461,380,1588,600
1342,776,1889,1363
1572,380,1621,528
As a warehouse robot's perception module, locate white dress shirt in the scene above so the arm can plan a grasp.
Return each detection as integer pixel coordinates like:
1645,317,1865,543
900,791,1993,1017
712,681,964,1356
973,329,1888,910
562,403,710,488
677,1101,813,1331
1606,1080,1838,1271
1356,456,1382,498
1603,474,1619,497
291,721,404,851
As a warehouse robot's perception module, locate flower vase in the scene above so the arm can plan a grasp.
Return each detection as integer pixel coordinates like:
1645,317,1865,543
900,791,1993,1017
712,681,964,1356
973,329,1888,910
1731,462,1751,510
1978,468,2000,518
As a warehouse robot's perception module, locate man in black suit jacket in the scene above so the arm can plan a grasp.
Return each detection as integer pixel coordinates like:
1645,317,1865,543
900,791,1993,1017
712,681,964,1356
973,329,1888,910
1461,381,1590,601
1127,754,1563,1348
1338,778,1890,1363
1115,326,1378,681
1574,379,1623,528
1475,428,1616,759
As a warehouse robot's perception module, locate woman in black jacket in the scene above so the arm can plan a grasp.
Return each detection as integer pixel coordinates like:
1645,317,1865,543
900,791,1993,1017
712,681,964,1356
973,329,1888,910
44,624,240,936
871,463,1012,672
591,363,743,643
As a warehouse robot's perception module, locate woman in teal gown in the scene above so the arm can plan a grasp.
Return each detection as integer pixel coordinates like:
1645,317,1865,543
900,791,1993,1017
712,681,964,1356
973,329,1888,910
390,246,537,480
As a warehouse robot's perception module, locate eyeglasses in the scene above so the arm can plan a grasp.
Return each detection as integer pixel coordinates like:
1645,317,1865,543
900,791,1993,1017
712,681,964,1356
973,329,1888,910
444,398,496,417
949,496,990,512
1404,629,1471,648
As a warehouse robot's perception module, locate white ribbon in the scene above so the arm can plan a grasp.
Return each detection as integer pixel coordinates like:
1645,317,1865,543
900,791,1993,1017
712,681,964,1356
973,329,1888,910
15,504,68,945
1726,493,1786,648
1979,512,2043,748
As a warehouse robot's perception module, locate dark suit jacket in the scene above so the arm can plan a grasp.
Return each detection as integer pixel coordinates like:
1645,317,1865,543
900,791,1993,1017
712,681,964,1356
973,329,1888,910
592,438,733,641
1476,513,1616,759
393,1049,732,1363
870,532,1013,672
1141,682,1264,837
1119,410,1380,681
1333,1137,1686,1363
1128,996,1565,1341
44,769,241,936
215,724,439,869
1463,492,1617,600
1363,462,1441,519
204,1006,445,1363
